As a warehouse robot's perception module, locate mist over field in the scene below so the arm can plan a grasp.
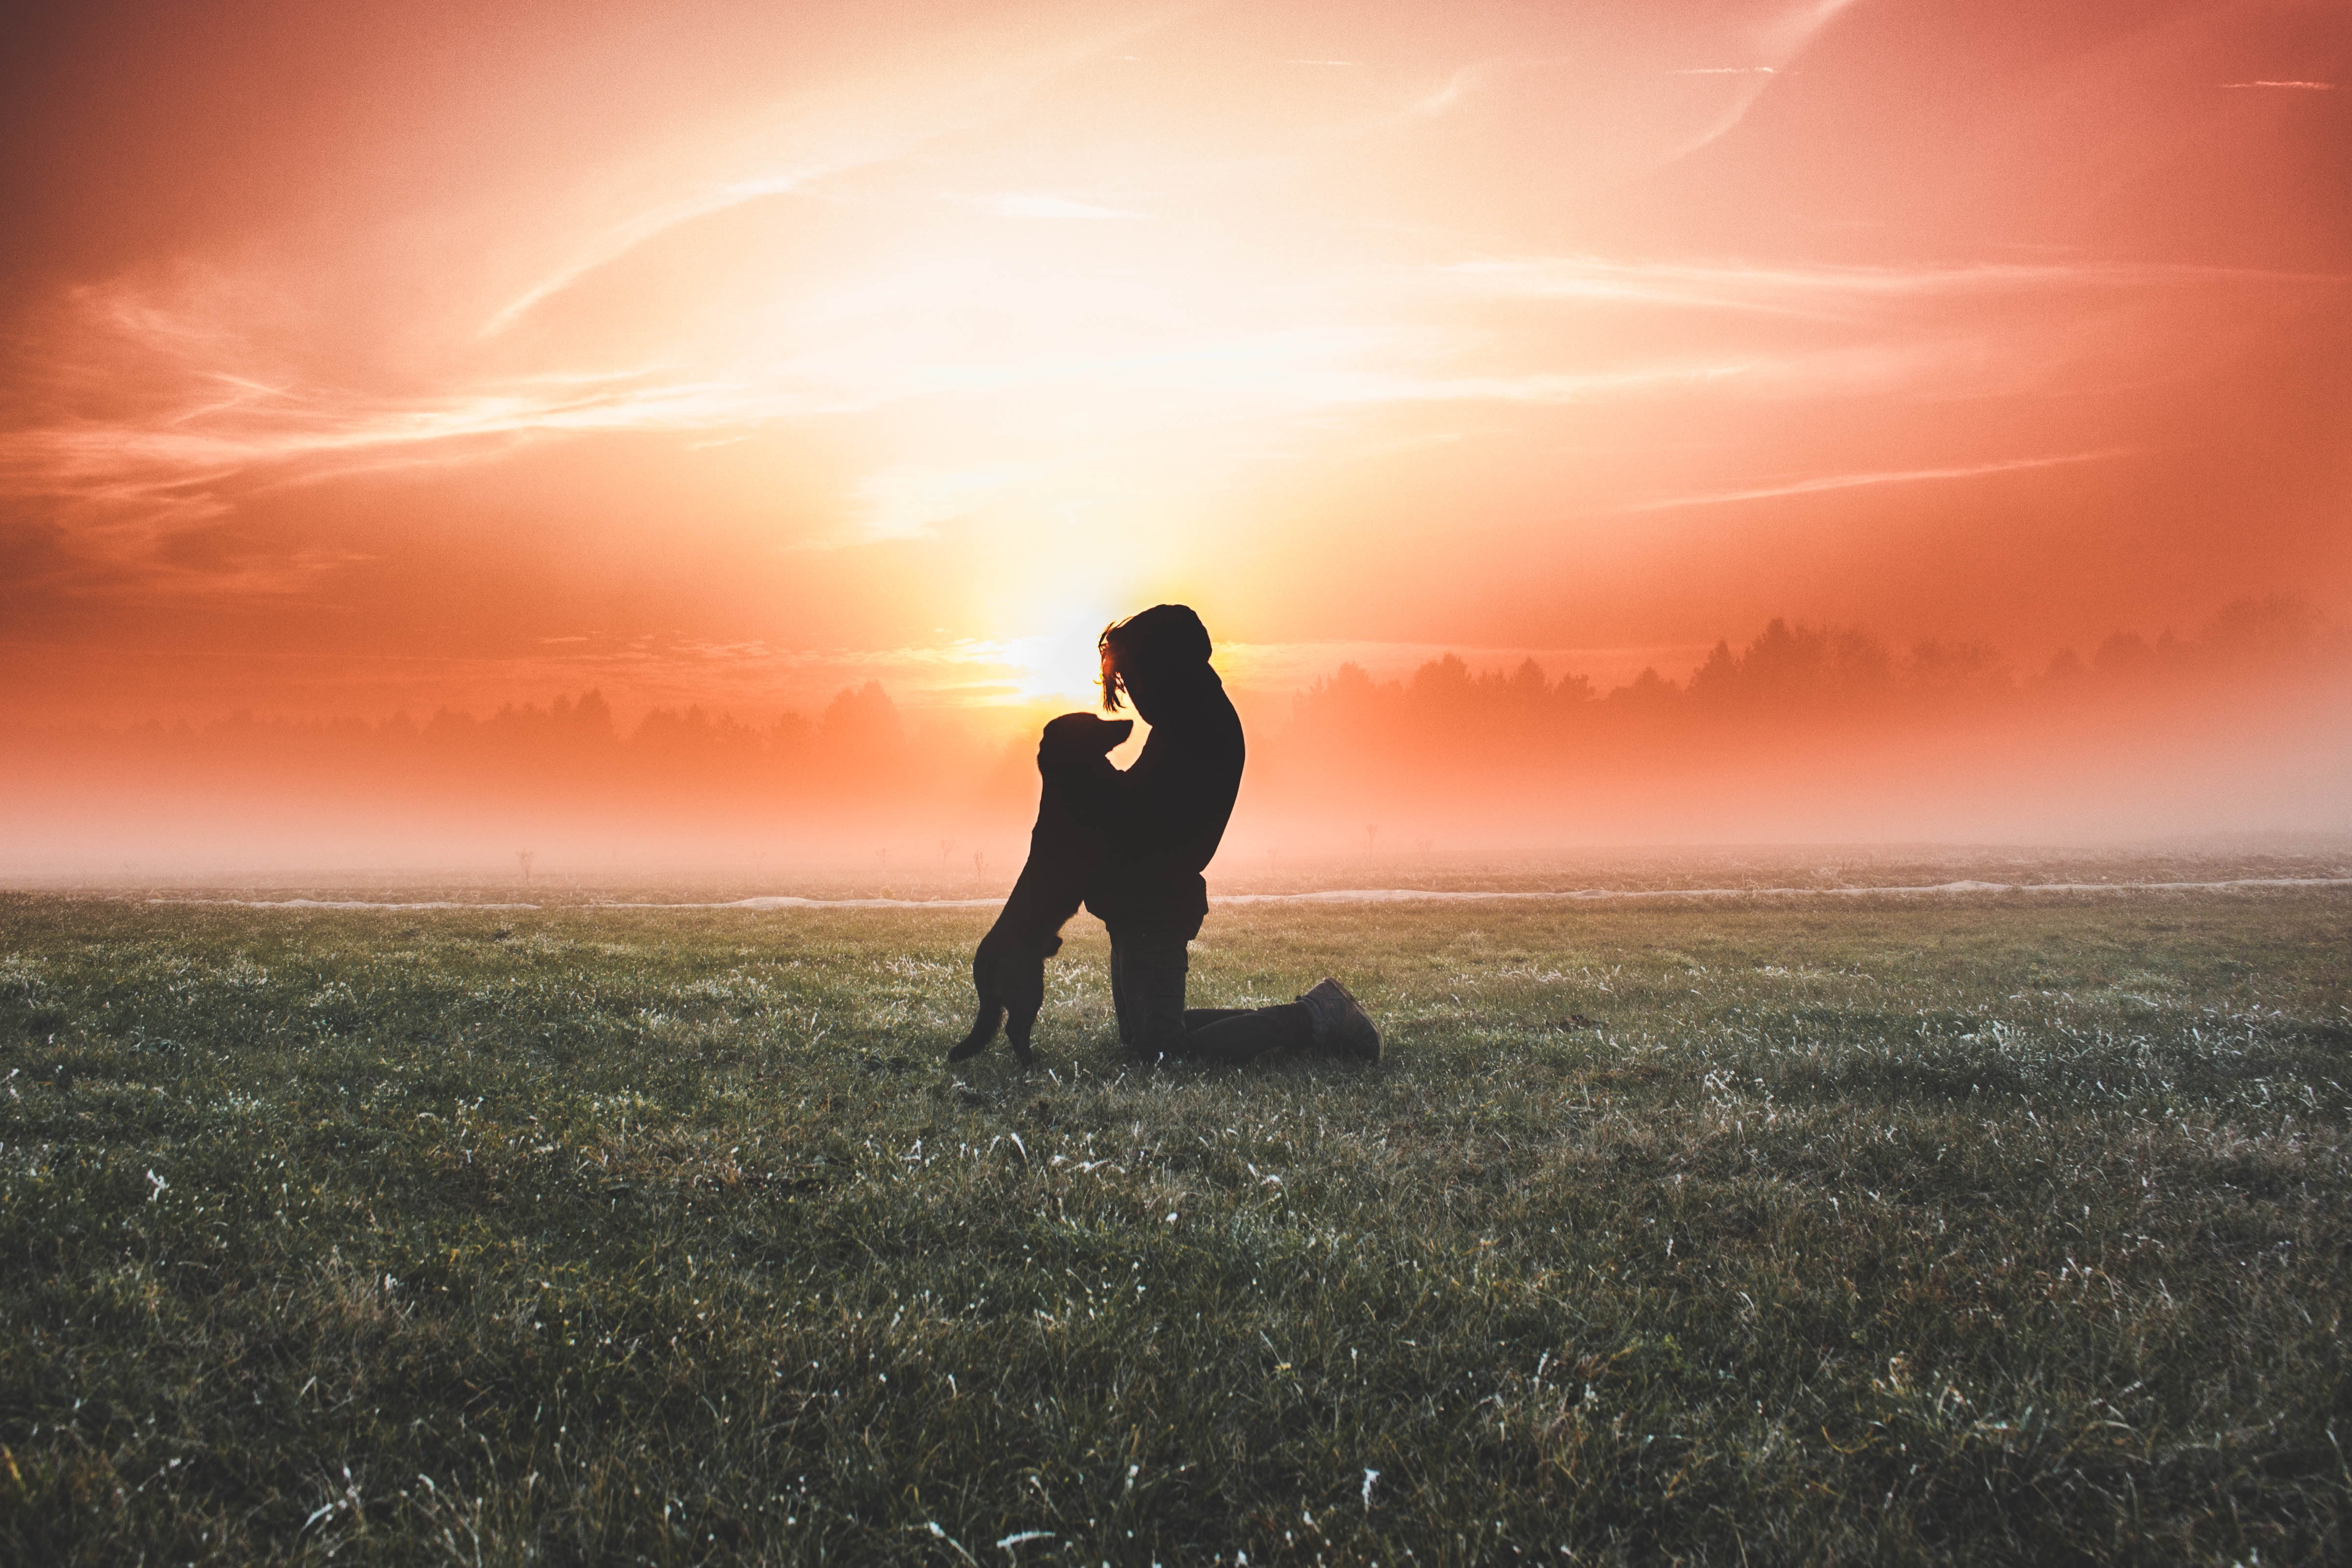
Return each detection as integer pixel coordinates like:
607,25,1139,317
5,599,2347,879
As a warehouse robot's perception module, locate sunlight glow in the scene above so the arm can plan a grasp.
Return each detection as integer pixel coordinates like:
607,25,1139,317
1001,598,1124,711
4,0,2346,760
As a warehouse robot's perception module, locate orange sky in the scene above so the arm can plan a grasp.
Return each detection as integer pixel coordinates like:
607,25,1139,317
4,0,2349,727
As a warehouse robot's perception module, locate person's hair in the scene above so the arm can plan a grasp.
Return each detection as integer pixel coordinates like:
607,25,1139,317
1098,603,1213,712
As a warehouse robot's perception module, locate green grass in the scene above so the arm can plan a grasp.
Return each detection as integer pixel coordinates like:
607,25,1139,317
2,886,2349,1565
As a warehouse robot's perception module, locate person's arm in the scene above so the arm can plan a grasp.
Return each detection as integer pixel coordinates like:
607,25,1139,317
1060,742,1209,859
1050,752,1125,820
1057,748,1142,833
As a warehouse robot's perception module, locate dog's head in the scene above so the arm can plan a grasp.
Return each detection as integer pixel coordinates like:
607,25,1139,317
1038,711,1133,765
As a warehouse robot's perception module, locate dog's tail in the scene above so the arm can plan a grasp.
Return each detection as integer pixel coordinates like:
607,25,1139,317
947,1003,1001,1062
947,965,1002,1062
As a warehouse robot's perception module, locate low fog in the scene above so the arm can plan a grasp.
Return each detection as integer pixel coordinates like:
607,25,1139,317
5,601,2347,884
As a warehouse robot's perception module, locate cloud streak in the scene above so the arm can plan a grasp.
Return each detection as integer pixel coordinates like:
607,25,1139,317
1439,256,2350,314
1619,449,2138,513
14,229,2318,549
1643,0,1860,169
982,192,1147,220
477,176,828,339
474,17,1168,338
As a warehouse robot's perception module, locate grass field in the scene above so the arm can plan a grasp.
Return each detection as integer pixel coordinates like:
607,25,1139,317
2,879,2349,1564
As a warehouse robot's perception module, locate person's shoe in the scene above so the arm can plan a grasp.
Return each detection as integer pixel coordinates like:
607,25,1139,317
1297,978,1380,1063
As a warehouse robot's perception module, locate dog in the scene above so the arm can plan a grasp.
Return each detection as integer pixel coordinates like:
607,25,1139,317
948,712,1133,1065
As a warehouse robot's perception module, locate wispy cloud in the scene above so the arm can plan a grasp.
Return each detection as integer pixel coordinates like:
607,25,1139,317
477,175,829,339
1619,448,2138,512
2222,80,2337,90
19,231,2333,545
5,365,805,493
1303,361,1760,407
983,192,1146,220
474,18,1168,338
1402,61,1501,120
1438,255,2352,317
1756,0,1863,57
4,246,2167,544
1632,0,1856,171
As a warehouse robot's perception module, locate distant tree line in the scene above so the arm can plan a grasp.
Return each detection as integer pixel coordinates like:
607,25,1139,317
4,679,1015,829
4,596,2342,839
1247,596,2347,820
1290,595,2339,745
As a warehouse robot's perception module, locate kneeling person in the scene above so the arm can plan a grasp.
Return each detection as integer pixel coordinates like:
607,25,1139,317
1069,604,1381,1066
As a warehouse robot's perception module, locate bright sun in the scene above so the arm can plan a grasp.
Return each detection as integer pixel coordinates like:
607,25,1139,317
1005,604,1115,710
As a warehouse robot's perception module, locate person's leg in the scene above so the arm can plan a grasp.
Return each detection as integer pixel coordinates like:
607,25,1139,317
1109,940,1136,1047
1178,979,1381,1065
1113,931,1379,1066
1115,935,1192,1063
1175,1000,1314,1064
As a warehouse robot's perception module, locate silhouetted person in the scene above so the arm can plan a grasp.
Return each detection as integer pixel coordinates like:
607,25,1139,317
1067,604,1381,1065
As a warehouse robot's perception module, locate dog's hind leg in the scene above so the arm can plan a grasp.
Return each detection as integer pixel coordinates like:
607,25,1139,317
1002,932,1055,1067
1005,1002,1038,1067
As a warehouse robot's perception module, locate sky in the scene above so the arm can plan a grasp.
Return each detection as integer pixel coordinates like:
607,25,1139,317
3,0,2349,729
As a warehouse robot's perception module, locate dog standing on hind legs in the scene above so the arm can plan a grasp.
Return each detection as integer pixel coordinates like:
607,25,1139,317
948,712,1133,1065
